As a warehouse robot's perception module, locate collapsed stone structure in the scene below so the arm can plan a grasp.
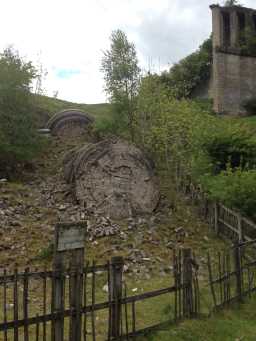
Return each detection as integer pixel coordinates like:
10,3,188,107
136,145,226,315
63,139,160,219
46,109,94,136
211,4,256,115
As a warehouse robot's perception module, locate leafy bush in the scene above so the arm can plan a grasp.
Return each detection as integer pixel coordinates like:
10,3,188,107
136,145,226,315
202,168,256,218
159,37,212,99
199,125,256,174
93,102,130,139
0,48,43,176
136,73,256,218
242,97,256,116
240,26,256,56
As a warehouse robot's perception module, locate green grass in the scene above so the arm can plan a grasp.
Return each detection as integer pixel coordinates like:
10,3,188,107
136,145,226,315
138,297,256,341
32,94,111,127
241,115,256,130
222,113,256,132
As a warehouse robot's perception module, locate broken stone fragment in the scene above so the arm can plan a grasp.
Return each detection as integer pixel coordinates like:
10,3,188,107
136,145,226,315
63,138,160,219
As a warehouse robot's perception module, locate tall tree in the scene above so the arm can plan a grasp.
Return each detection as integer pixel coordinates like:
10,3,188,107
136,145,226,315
101,30,140,140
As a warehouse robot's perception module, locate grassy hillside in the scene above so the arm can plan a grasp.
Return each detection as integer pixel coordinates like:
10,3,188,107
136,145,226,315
32,94,111,127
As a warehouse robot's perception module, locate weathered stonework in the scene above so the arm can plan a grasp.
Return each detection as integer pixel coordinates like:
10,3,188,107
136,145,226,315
211,4,256,115
63,139,160,219
46,109,94,137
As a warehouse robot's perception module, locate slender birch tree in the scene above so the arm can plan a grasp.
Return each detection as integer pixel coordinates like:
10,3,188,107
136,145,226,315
101,30,140,141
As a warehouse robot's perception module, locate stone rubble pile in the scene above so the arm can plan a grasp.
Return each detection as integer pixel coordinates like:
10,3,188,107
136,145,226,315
0,196,27,228
87,216,120,240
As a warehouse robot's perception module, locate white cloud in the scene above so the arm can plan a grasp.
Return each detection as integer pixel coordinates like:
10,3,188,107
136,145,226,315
0,0,255,103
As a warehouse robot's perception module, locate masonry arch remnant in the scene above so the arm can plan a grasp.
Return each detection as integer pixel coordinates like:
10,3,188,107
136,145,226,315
46,109,94,136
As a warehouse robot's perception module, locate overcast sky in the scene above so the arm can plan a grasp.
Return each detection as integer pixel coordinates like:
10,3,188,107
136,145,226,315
1,0,255,104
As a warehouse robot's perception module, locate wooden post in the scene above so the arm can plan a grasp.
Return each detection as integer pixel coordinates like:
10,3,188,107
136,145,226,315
69,249,84,341
234,241,243,301
53,222,86,341
110,256,124,338
237,214,243,242
182,249,193,318
53,249,65,341
207,253,217,309
214,202,219,235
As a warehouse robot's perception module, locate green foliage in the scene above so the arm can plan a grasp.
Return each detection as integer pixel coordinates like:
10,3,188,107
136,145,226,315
224,0,241,6
159,37,212,99
240,26,256,56
101,29,140,140
136,73,256,218
199,125,256,174
93,104,129,138
242,97,256,116
136,73,216,168
203,168,256,218
0,47,42,174
36,242,54,261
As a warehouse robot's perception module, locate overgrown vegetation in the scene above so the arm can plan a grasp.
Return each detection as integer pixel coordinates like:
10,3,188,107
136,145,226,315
240,26,256,56
131,73,256,218
0,48,43,177
242,97,256,116
96,27,256,220
159,37,212,99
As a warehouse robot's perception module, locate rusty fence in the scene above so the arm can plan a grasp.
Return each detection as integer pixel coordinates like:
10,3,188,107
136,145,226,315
207,239,256,309
0,249,199,341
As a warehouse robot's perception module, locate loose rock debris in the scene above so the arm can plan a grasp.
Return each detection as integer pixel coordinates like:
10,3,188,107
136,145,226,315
63,139,160,219
87,216,120,240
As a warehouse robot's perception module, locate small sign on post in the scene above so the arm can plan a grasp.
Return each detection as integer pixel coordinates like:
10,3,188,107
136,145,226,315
55,222,86,252
53,221,86,341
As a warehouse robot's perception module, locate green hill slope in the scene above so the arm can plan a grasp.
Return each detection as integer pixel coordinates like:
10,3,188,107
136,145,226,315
32,94,111,127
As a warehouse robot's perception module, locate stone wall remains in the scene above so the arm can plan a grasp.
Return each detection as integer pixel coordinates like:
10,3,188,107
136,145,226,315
213,51,256,115
211,4,256,115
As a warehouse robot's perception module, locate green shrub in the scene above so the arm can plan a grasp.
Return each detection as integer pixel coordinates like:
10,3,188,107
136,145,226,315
0,47,43,176
136,73,256,219
93,102,130,138
159,37,212,99
240,26,256,56
199,126,256,174
203,168,256,218
242,97,256,116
